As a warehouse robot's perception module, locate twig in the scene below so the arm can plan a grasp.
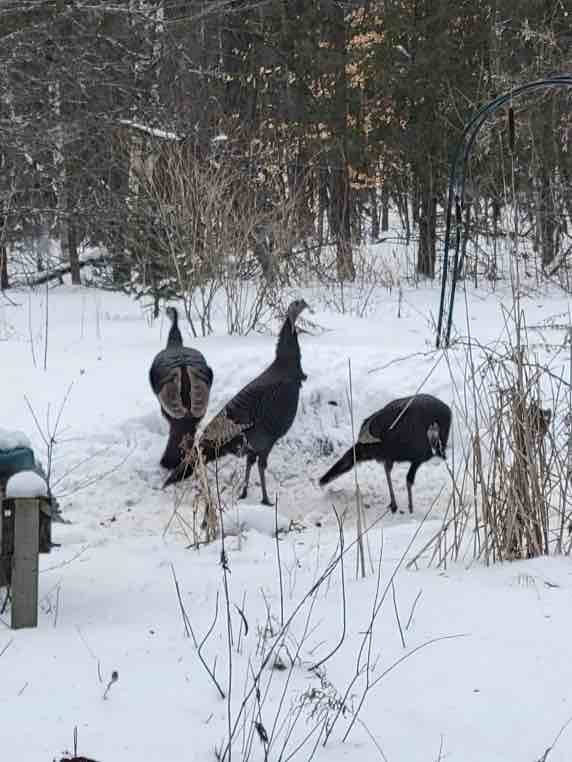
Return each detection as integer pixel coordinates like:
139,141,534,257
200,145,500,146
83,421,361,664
53,583,61,628
391,580,406,649
219,512,387,762
368,347,438,375
536,714,572,762
405,590,423,631
326,497,438,745
170,563,191,638
268,585,321,758
170,563,226,699
214,459,234,761
347,357,367,579
75,626,103,684
102,670,119,700
42,545,90,573
236,591,248,654
55,446,134,499
369,633,469,691
309,506,346,672
355,717,389,762
274,495,284,628
28,291,37,369
43,277,49,370
24,383,74,499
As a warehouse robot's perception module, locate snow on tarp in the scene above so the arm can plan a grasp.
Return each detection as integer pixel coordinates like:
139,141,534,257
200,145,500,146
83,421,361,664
0,428,32,451
6,470,48,499
222,504,290,537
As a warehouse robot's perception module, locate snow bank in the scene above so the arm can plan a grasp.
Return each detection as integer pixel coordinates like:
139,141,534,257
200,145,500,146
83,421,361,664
6,470,48,499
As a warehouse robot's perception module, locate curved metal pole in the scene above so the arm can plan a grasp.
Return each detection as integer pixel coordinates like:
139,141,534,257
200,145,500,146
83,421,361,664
436,74,572,349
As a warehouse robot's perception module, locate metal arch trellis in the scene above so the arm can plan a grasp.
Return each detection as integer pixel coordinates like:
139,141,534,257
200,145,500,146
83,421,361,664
435,74,572,349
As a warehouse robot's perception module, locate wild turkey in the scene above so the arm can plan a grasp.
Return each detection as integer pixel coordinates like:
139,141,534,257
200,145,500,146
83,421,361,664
163,299,310,504
319,394,451,513
149,306,214,470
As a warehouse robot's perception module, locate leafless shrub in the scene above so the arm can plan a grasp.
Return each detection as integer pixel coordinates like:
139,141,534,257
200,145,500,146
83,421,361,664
410,311,572,569
309,245,401,318
126,138,308,336
163,448,219,547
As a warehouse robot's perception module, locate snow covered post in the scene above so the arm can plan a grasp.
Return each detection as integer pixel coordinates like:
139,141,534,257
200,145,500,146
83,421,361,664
0,431,36,588
4,472,48,629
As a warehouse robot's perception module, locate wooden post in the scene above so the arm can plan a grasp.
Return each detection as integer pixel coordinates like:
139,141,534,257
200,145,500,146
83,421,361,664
0,490,7,589
0,479,4,548
11,497,40,629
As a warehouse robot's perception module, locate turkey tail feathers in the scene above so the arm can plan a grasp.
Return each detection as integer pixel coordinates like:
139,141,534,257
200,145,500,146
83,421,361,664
319,446,360,487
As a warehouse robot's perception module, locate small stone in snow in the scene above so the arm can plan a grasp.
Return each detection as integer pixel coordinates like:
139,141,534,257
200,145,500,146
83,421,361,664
6,470,49,499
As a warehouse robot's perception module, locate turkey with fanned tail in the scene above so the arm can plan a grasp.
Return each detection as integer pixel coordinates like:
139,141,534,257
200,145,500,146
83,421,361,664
163,299,310,505
319,394,451,514
149,306,214,470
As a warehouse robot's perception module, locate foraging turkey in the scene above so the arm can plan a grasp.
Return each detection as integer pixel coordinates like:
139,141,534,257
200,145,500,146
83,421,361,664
149,306,214,470
163,299,310,504
319,394,451,513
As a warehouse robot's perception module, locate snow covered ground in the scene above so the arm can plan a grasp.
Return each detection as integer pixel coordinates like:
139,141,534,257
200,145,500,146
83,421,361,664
1,268,572,761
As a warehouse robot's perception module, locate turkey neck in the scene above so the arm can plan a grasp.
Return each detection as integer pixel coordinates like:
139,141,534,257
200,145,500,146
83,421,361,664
168,312,183,347
274,316,304,378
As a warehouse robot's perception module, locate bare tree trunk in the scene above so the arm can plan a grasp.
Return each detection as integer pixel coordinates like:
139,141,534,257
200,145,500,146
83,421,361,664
317,165,327,249
0,243,8,291
329,1,354,282
539,171,556,268
417,171,437,278
48,0,82,287
370,188,379,241
68,221,81,285
535,108,558,269
0,211,8,290
381,185,389,232
330,158,355,281
394,181,411,242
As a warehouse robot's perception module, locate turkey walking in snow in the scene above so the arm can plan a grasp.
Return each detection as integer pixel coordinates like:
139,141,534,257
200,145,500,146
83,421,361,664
149,306,214,470
163,299,310,505
319,394,451,513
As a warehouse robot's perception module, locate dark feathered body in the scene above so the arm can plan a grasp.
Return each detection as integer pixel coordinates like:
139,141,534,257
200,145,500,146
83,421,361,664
150,308,213,470
319,394,451,513
164,299,309,504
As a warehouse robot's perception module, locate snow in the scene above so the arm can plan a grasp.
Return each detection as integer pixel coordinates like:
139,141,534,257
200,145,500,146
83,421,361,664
1,257,572,761
119,118,180,142
221,503,291,536
0,428,31,451
5,470,48,498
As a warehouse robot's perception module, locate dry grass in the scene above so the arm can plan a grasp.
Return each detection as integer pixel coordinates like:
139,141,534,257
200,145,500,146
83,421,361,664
410,311,572,569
